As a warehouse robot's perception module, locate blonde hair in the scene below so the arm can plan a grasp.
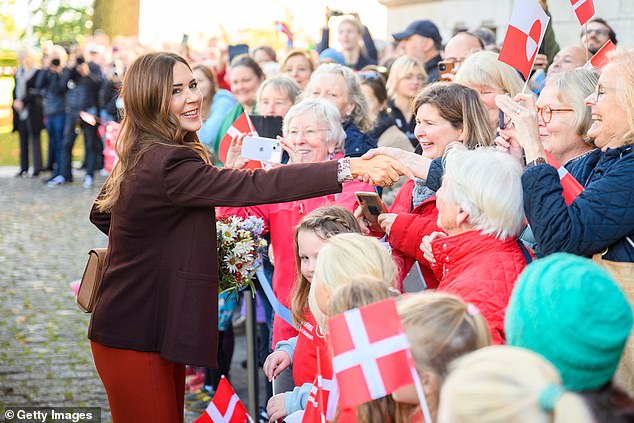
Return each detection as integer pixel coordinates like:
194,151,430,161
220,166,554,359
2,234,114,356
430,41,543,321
386,55,427,98
398,292,491,384
605,48,634,145
308,233,397,328
280,49,315,73
442,145,525,239
438,346,595,423
455,51,524,97
96,52,209,212
547,69,598,143
290,206,360,327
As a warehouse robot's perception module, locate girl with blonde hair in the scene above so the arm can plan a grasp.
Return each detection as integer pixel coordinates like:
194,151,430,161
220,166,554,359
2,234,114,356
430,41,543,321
393,292,491,422
438,346,595,423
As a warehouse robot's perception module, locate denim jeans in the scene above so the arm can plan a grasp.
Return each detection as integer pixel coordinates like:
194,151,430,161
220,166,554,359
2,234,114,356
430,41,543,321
45,113,65,175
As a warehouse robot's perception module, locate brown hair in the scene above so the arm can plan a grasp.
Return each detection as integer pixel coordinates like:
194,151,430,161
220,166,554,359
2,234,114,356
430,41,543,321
413,82,495,150
280,49,315,73
96,52,209,212
192,64,218,121
290,206,360,326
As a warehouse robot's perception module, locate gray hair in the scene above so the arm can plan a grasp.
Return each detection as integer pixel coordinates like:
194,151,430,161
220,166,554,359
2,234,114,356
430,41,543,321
547,69,599,144
256,75,301,108
442,145,525,240
305,63,372,132
283,98,346,152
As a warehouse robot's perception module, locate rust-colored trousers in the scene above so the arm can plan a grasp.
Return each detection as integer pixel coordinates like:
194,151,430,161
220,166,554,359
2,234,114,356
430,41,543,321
91,341,185,423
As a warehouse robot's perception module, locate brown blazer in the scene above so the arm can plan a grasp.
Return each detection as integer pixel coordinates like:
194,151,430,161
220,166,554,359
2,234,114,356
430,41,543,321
89,143,341,367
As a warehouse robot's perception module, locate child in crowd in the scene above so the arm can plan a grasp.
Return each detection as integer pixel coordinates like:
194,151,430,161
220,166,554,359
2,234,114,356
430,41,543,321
393,292,491,422
263,206,361,421
328,276,403,423
437,346,595,423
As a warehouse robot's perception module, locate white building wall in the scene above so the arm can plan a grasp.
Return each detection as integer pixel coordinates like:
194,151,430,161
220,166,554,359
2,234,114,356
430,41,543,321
380,0,634,50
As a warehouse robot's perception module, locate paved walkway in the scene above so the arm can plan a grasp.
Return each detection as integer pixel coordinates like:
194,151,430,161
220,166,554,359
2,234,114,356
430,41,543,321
0,167,260,422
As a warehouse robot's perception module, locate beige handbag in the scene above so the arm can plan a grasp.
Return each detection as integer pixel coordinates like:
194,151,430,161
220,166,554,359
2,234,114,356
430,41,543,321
593,246,634,396
77,248,108,313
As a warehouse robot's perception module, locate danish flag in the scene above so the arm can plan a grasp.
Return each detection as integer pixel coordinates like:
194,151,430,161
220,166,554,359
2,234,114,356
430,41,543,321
218,111,262,169
498,0,550,80
571,0,595,26
302,347,339,423
194,376,250,423
584,40,616,70
544,151,584,205
327,298,415,408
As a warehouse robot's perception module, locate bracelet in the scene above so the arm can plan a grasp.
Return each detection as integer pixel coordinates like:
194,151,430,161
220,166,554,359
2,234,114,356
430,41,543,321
337,157,354,183
525,157,547,168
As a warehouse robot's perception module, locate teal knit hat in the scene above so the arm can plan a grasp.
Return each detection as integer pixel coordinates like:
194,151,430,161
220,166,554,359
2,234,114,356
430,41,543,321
505,253,633,391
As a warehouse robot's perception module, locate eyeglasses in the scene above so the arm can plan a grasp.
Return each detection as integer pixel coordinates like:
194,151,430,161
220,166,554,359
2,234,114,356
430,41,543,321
583,28,610,37
536,105,574,124
590,84,621,104
286,128,328,140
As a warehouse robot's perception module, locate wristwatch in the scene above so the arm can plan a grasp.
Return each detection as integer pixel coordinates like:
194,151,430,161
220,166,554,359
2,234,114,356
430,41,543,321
525,157,547,168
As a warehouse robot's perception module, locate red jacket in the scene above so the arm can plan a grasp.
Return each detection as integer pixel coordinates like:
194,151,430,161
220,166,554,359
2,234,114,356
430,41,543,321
293,313,333,387
218,179,374,347
387,179,440,289
430,231,528,344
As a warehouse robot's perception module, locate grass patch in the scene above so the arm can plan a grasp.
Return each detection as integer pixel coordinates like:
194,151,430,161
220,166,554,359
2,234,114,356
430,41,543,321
0,129,86,166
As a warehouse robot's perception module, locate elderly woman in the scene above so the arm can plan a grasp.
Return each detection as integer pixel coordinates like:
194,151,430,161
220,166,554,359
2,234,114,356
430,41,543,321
360,83,494,289
220,98,377,346
256,75,301,118
497,69,598,183
305,63,376,157
496,48,634,264
412,146,528,344
455,51,524,132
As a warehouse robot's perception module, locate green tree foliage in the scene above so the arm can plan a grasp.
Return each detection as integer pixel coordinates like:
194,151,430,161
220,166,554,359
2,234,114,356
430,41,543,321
30,0,94,46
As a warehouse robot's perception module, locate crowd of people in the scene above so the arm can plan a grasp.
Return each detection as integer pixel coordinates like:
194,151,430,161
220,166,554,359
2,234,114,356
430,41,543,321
12,4,634,423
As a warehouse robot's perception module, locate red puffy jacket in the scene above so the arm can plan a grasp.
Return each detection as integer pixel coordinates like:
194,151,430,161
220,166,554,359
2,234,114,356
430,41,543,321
430,230,529,344
387,179,440,289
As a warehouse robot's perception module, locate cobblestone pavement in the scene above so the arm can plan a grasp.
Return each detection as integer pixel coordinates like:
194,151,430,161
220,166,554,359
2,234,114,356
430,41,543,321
0,168,263,423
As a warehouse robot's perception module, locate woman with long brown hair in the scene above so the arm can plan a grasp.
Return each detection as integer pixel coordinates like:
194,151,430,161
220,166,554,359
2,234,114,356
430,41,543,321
88,51,408,422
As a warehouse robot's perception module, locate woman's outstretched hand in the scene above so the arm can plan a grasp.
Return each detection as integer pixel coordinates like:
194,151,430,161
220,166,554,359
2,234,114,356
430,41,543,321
362,147,431,181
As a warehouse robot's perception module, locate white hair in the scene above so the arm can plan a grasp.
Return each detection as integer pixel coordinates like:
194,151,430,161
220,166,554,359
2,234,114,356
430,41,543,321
283,98,346,152
442,145,525,239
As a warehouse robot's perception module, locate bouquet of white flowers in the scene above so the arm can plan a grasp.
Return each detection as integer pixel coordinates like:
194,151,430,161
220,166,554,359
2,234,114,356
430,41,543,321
216,215,268,295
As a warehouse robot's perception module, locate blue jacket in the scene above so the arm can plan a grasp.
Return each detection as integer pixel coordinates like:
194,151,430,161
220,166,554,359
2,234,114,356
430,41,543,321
197,89,236,150
523,145,634,262
343,121,376,158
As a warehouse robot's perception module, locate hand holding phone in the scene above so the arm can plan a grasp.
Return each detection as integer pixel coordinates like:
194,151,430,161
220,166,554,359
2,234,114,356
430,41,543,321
242,136,283,163
438,61,455,81
355,192,387,232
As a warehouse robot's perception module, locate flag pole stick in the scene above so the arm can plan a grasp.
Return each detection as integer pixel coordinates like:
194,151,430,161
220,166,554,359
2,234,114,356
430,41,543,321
585,23,589,62
316,347,327,423
411,366,433,423
521,78,530,95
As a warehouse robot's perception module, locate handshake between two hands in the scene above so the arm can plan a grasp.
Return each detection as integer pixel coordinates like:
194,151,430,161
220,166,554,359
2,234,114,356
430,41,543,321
226,133,425,187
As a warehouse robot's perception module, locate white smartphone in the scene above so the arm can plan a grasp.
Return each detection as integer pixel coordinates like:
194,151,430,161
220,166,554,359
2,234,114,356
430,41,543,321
242,136,283,163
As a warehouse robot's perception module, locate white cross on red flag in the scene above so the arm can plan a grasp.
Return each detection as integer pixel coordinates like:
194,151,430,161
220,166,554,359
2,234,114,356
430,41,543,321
571,0,595,25
194,376,250,423
543,151,584,205
327,298,415,409
498,0,550,80
218,111,261,169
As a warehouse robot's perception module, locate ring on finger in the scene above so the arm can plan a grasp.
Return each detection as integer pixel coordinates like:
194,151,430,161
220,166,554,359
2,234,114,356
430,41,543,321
514,108,521,114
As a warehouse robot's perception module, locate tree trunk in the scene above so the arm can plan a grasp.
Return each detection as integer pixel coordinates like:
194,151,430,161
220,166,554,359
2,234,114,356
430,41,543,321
93,0,140,38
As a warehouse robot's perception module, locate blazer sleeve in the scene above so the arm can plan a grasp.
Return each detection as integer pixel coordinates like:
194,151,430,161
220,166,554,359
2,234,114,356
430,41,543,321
523,160,634,257
163,147,342,208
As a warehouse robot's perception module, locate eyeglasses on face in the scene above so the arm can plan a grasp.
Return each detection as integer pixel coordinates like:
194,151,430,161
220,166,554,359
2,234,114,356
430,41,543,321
583,28,610,37
286,128,329,140
536,105,574,124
